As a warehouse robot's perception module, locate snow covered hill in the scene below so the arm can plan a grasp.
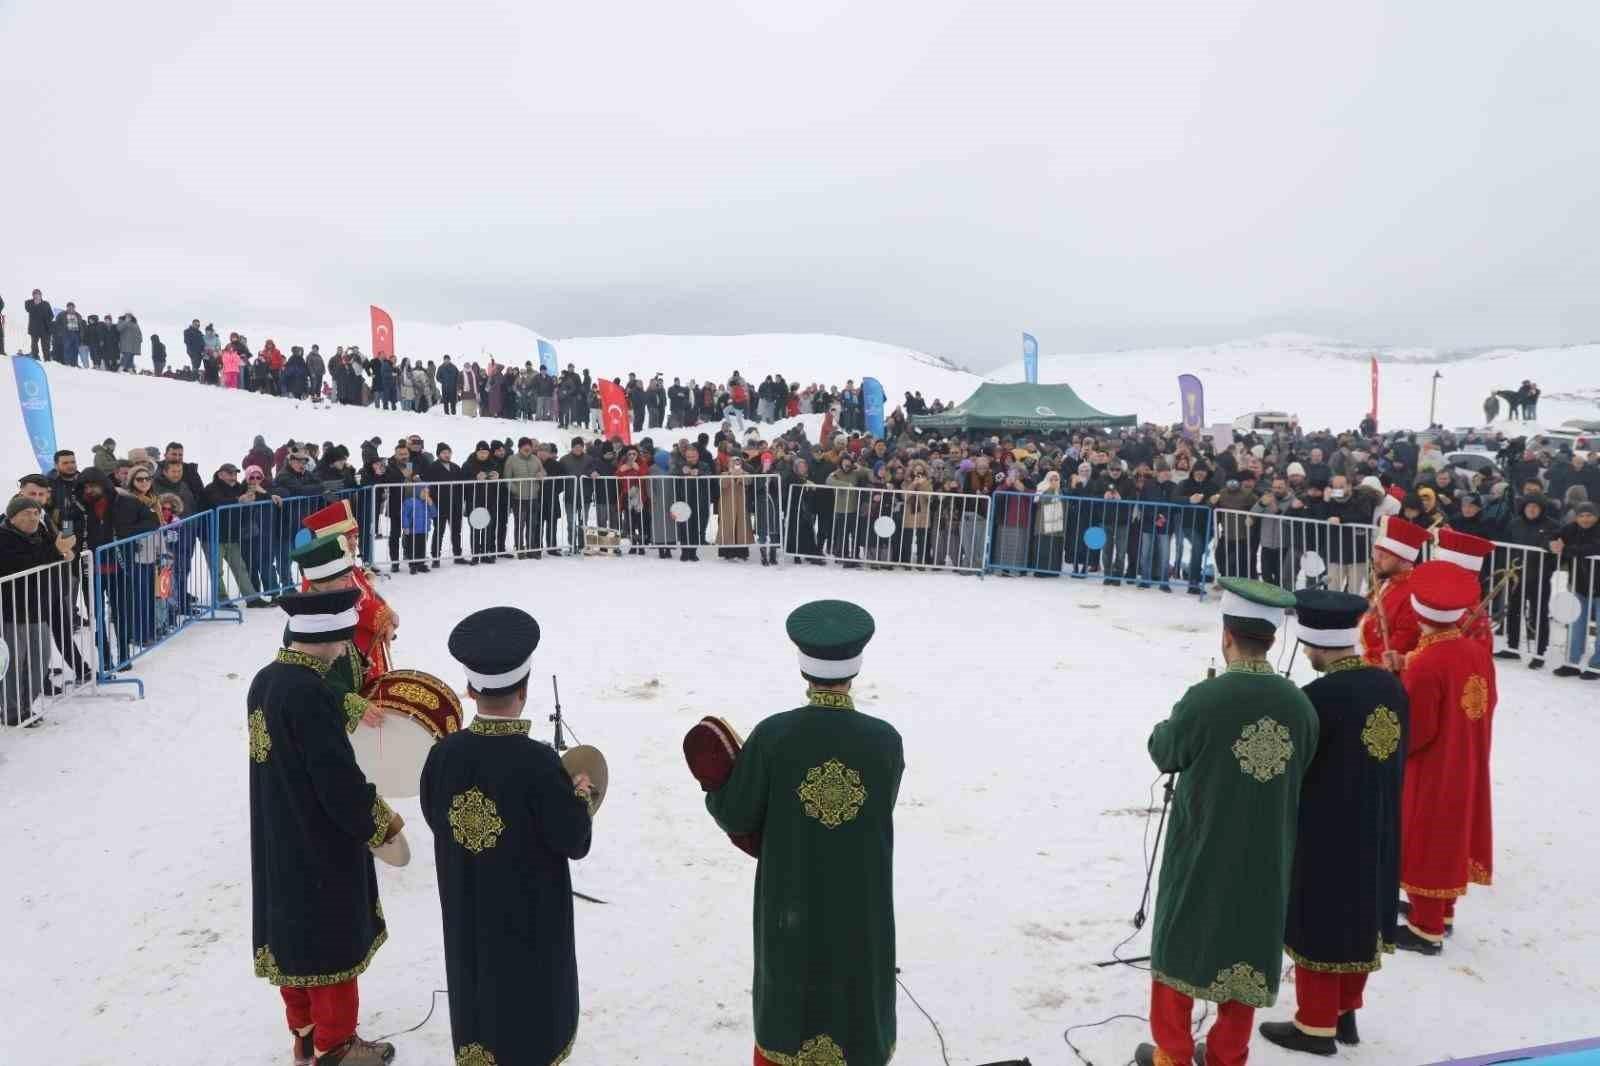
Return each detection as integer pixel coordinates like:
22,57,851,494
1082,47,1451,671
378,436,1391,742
990,333,1600,434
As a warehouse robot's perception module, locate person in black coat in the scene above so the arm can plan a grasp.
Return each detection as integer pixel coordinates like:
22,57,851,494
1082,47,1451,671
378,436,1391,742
25,290,55,359
422,609,593,1066
1553,502,1600,678
1173,464,1218,593
437,356,462,415
461,442,502,563
539,444,567,555
182,319,205,371
249,589,400,1066
427,444,468,564
1500,494,1563,666
1261,591,1408,1055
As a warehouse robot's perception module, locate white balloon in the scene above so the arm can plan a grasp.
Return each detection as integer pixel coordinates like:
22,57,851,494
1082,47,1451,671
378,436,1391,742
468,507,492,530
1300,551,1327,578
873,515,897,538
670,501,692,522
1550,588,1584,625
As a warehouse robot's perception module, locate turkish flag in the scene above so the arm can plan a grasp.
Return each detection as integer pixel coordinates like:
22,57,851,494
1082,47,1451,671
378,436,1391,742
370,305,395,362
598,379,632,444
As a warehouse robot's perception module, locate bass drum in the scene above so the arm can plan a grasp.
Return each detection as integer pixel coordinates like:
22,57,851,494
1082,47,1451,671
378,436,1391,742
352,670,463,798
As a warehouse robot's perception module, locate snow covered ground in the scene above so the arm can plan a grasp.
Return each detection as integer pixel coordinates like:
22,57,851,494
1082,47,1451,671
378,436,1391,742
2,339,1597,1065
2,558,1597,1066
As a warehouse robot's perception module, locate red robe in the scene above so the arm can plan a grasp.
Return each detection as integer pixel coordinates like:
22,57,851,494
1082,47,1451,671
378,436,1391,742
1400,628,1496,898
1361,570,1421,667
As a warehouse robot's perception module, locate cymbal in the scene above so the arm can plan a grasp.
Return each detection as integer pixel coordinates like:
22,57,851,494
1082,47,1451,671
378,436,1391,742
562,745,609,816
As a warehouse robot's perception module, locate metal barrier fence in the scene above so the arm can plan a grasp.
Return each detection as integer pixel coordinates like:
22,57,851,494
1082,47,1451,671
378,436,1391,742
92,510,238,696
1214,508,1378,595
785,483,992,574
1215,507,1600,667
988,492,1214,589
1,552,96,727
213,486,367,605
359,476,582,570
582,473,783,560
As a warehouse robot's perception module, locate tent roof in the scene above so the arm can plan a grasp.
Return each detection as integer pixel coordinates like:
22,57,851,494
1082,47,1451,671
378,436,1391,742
913,382,1135,433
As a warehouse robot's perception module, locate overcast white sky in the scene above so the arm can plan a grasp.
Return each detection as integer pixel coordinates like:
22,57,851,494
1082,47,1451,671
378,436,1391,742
4,0,1598,367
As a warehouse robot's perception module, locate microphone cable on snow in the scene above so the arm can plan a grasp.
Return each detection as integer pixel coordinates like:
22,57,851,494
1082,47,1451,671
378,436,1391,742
371,988,449,1044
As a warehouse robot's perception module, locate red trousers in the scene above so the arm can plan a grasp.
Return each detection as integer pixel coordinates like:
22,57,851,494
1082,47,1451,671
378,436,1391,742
1151,979,1255,1066
281,979,359,1053
1293,969,1368,1036
755,1051,775,1066
1405,893,1457,941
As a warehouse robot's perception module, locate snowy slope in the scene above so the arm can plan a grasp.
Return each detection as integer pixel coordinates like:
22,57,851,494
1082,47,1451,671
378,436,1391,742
3,562,1597,1066
990,333,1600,434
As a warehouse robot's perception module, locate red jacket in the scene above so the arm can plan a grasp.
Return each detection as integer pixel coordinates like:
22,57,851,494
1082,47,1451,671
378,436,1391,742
1361,569,1421,666
262,342,286,371
614,460,651,506
1400,628,1495,897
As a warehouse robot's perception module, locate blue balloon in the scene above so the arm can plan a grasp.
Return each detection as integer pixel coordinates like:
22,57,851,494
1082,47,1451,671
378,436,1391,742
293,528,315,549
1083,526,1107,551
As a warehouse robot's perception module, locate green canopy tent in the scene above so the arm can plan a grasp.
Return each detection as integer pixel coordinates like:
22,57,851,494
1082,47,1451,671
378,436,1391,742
912,382,1135,433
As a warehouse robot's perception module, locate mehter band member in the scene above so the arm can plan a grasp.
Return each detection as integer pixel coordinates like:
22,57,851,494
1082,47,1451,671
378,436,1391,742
1360,515,1428,671
705,599,904,1066
302,500,395,687
421,607,595,1066
1394,561,1496,955
289,532,382,732
1260,589,1408,1056
248,588,400,1066
1137,578,1316,1066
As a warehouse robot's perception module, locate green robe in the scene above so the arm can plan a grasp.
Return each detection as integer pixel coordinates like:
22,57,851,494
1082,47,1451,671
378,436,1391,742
1148,660,1318,1007
706,688,904,1066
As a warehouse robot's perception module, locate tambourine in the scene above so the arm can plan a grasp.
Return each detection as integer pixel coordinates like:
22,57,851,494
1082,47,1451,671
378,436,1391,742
351,670,463,799
683,716,762,858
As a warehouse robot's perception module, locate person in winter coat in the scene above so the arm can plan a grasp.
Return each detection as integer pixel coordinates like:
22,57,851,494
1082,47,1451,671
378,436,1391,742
436,356,462,415
306,345,326,398
116,313,143,371
241,436,276,482
283,347,309,399
182,320,205,371
400,489,437,574
149,335,168,375
412,363,432,413
25,290,54,359
502,438,547,558
1499,494,1562,667
612,447,653,554
221,347,243,389
96,311,120,369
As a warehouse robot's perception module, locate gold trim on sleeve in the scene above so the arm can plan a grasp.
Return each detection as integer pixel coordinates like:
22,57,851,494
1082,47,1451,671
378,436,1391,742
367,797,396,849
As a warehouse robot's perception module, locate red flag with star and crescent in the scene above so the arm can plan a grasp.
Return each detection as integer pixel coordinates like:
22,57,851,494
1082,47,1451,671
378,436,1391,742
598,379,632,444
370,305,395,362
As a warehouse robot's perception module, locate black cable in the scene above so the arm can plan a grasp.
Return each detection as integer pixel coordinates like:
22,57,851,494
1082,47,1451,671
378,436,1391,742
895,971,952,1066
370,988,448,1043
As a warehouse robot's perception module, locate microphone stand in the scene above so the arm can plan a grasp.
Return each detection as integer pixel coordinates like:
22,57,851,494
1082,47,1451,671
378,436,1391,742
550,674,607,905
1094,661,1212,967
550,674,568,753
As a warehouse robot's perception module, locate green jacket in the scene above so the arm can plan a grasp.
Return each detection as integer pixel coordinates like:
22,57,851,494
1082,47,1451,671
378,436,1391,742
502,452,546,500
1148,660,1318,1007
706,688,904,1066
826,468,869,512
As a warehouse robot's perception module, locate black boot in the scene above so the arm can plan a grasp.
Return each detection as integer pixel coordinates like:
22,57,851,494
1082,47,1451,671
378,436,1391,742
1393,925,1443,956
1336,1011,1359,1046
1258,1021,1337,1056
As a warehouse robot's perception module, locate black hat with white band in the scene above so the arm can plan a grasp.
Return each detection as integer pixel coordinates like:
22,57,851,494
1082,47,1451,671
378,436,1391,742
786,599,875,683
1292,589,1368,650
278,588,361,644
449,606,541,696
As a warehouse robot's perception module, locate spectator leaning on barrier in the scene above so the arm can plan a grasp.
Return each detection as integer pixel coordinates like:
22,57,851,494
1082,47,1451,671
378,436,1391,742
0,496,78,725
1551,501,1600,680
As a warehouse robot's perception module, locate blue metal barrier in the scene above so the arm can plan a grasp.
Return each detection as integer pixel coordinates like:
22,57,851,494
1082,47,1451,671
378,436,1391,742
213,485,369,605
985,491,1214,592
91,510,239,695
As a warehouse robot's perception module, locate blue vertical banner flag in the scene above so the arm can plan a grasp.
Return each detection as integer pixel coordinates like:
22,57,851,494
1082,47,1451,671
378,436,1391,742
862,377,886,438
1022,332,1039,384
1177,373,1205,439
537,339,558,376
13,357,58,473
